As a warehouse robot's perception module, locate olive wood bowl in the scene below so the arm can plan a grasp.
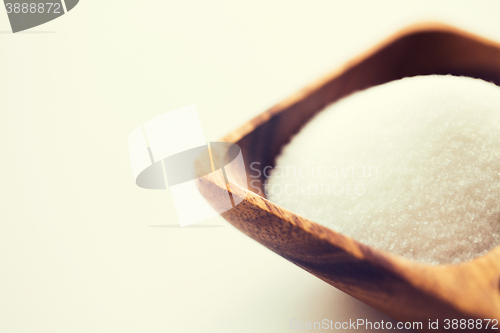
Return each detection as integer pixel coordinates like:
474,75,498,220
197,22,500,332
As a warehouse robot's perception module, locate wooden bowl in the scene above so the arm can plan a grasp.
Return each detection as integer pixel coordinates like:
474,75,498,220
197,22,500,331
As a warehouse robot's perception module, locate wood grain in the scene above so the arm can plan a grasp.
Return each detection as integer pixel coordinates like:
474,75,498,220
196,23,500,332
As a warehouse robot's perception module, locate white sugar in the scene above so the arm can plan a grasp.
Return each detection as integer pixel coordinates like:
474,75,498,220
266,75,500,264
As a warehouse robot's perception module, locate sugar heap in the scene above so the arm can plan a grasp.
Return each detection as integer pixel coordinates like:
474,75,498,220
267,75,500,264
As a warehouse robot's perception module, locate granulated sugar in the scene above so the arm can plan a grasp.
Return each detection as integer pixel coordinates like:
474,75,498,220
267,75,500,264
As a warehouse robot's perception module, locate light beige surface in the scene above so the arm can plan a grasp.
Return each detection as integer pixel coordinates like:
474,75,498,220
1,1,500,332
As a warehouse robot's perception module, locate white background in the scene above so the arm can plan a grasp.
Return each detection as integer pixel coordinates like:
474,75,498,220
1,1,500,332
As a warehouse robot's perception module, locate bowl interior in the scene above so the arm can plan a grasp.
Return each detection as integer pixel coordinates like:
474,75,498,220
229,24,500,197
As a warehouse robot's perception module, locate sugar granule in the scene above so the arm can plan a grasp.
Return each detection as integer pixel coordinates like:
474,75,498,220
267,75,500,264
